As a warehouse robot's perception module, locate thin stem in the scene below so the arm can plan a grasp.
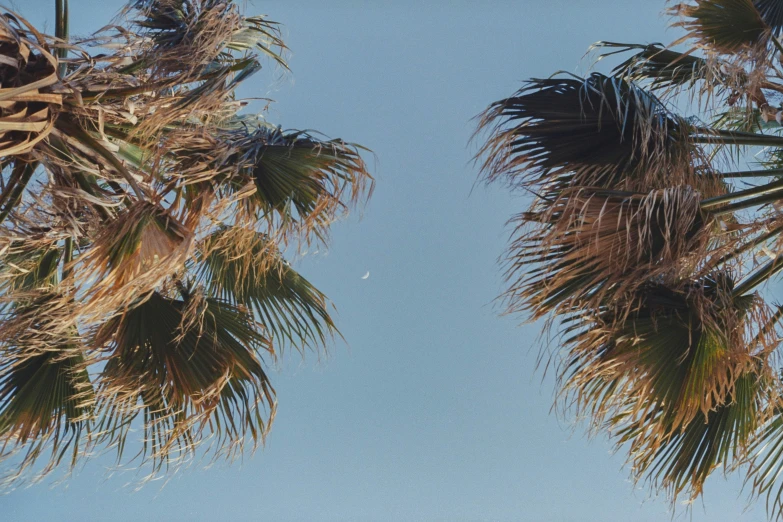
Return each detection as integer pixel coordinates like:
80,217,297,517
55,0,68,77
772,36,783,62
701,178,783,209
709,190,783,216
711,168,783,179
62,237,73,280
733,257,783,296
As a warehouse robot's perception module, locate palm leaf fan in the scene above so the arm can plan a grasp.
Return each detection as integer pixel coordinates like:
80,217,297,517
232,127,372,239
94,289,275,470
475,73,694,194
196,226,337,351
754,0,783,36
560,274,770,453
674,0,772,54
612,367,770,503
505,185,709,319
0,294,93,478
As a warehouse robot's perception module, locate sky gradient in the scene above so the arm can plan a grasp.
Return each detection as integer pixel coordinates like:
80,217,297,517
4,1,772,521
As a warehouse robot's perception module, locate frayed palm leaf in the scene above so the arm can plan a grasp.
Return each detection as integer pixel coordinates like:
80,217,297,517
0,14,61,157
561,275,766,431
559,275,778,502
94,289,275,471
475,73,695,194
0,345,92,481
673,0,771,54
505,186,709,319
196,226,336,351
74,201,194,315
616,368,770,502
599,42,711,90
240,128,373,239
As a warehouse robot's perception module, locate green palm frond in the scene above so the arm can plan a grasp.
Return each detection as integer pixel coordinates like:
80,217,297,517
242,128,373,237
597,42,711,90
196,226,337,351
617,368,767,502
95,289,275,470
562,275,762,431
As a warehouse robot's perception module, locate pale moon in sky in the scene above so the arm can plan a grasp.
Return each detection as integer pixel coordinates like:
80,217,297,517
361,271,370,280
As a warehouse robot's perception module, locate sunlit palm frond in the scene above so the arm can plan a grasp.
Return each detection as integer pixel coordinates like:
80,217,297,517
562,275,763,429
238,128,373,241
618,368,769,502
74,202,194,315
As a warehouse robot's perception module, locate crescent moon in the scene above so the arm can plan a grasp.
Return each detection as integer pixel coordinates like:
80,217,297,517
361,271,370,280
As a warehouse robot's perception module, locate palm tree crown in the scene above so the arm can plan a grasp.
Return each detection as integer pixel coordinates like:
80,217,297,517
476,0,783,517
0,0,373,484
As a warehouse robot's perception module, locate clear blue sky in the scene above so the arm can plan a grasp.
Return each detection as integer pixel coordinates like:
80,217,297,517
5,1,770,521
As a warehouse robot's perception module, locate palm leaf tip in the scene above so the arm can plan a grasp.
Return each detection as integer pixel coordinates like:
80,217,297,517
95,289,275,468
475,72,691,193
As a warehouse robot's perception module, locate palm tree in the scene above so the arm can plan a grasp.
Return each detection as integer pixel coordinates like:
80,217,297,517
0,0,373,485
475,0,783,517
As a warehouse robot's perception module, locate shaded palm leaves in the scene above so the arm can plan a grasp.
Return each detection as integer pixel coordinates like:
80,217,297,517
476,5,783,516
476,73,697,196
0,0,373,485
95,290,274,470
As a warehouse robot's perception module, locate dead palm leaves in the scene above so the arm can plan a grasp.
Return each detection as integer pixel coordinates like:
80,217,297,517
0,0,373,485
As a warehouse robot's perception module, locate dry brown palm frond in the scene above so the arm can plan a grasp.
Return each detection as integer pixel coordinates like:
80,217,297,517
0,14,62,158
73,201,195,317
504,185,712,320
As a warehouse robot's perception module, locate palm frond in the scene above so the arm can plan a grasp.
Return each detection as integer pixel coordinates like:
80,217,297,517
674,0,770,54
196,226,337,352
94,289,275,471
241,128,373,240
475,73,694,194
504,186,709,319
